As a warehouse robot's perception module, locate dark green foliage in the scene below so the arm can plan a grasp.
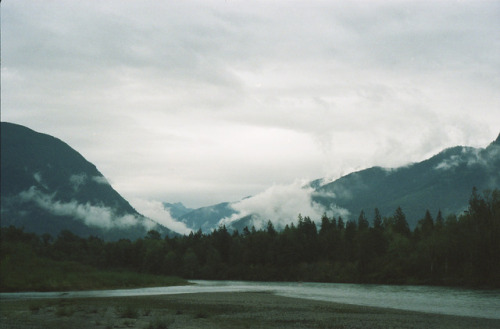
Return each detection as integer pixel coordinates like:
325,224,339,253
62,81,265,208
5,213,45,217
418,210,435,238
119,305,139,319
392,207,411,237
373,208,382,230
1,189,499,290
312,138,500,230
146,317,173,329
357,211,369,232
0,226,187,292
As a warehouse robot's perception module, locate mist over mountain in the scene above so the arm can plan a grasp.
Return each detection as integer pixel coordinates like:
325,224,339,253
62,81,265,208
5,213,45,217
1,122,171,240
4,121,498,239
312,135,500,227
168,134,500,232
166,202,237,233
162,202,194,219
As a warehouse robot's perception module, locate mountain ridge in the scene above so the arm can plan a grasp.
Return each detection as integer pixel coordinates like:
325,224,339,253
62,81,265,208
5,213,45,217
4,121,498,237
1,122,171,240
167,134,500,231
313,139,500,226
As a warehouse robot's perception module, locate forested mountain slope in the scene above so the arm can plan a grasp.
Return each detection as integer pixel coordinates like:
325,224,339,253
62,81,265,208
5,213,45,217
170,135,500,231
313,135,500,228
1,122,170,240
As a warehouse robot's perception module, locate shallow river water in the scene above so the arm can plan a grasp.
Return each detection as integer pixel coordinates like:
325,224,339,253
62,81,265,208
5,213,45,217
1,280,499,319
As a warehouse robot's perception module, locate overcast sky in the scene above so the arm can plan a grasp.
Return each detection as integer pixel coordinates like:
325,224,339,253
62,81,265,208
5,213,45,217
2,0,500,209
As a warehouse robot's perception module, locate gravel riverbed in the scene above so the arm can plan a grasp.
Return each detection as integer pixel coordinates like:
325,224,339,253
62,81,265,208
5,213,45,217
1,291,499,329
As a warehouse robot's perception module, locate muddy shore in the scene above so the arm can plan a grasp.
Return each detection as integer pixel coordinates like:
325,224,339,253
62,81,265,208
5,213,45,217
1,291,499,329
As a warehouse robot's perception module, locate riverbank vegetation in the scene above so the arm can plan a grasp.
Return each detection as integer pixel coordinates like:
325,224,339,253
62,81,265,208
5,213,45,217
0,231,187,292
1,188,499,291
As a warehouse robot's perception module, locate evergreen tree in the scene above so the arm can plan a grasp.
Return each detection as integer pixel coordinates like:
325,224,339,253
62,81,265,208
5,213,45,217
357,210,369,231
344,220,357,261
4,188,499,288
419,210,434,237
319,213,331,235
435,210,444,230
145,229,162,240
266,220,277,237
393,207,411,237
373,208,382,231
337,217,345,230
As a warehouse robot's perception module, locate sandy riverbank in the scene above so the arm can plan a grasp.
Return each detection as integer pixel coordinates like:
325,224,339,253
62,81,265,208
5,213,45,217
1,291,499,329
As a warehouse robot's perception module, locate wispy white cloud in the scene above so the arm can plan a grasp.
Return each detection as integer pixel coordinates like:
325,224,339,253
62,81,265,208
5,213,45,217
33,172,48,190
91,175,110,185
129,198,192,235
220,180,349,230
69,173,87,191
18,186,154,230
434,147,481,171
435,144,500,171
69,173,110,191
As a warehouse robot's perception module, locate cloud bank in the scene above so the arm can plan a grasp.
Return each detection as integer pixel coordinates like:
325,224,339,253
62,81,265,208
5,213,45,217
18,186,154,230
220,180,350,230
129,198,192,235
2,1,499,207
17,171,190,235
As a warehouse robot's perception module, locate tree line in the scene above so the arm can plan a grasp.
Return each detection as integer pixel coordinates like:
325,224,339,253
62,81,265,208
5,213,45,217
1,188,499,287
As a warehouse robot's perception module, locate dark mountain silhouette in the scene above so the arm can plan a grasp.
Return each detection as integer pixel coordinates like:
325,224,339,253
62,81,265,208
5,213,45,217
313,134,500,227
5,121,496,237
175,202,237,232
1,122,170,240
162,202,194,219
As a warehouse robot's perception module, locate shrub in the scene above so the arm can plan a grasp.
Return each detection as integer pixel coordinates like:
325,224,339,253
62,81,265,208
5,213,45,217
145,316,173,329
119,305,139,319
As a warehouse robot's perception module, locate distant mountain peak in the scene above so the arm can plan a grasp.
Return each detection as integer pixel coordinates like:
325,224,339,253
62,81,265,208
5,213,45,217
494,133,500,145
162,202,194,219
167,134,500,232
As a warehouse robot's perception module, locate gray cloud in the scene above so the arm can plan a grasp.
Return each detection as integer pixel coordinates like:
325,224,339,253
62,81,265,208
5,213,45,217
2,1,499,208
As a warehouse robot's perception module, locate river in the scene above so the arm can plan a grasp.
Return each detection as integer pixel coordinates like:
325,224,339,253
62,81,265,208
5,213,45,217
1,280,499,319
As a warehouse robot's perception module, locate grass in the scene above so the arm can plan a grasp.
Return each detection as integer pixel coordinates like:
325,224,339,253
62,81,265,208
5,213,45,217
119,305,140,319
145,317,174,329
194,310,209,319
28,301,43,314
56,305,76,317
0,251,188,292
